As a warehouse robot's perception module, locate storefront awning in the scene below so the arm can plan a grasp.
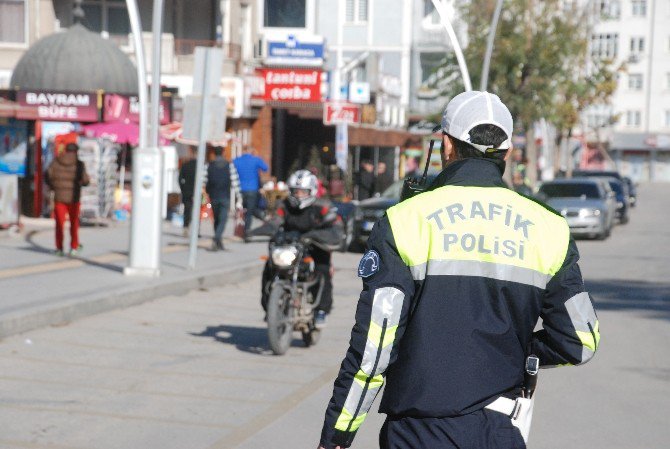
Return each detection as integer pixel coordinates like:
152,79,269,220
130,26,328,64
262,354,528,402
265,101,421,148
348,125,419,148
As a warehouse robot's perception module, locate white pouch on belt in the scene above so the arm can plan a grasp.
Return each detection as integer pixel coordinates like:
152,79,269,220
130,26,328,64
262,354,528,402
511,397,534,443
485,396,535,443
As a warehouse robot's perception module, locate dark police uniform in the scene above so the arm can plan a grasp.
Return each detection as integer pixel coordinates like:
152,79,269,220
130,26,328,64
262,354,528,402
319,158,600,449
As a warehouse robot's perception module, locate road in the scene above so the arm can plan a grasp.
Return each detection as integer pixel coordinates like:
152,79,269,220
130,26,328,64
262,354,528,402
1,183,668,449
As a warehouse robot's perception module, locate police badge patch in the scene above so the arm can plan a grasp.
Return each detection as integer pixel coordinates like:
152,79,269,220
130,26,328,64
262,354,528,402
358,250,380,278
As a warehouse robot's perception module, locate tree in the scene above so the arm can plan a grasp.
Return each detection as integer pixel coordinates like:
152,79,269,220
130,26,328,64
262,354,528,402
435,0,616,184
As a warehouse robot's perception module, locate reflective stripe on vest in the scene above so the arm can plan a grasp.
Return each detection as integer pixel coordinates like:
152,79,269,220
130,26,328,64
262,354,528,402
335,287,405,432
387,186,570,288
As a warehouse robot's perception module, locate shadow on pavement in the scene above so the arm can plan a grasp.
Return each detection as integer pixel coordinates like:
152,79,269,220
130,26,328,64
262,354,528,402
21,233,126,274
190,324,305,355
587,278,670,320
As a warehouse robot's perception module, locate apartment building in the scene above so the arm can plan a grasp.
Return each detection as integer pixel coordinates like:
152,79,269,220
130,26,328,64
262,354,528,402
588,0,670,181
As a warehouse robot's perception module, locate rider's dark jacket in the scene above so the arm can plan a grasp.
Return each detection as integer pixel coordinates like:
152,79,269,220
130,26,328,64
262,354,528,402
319,158,600,448
276,199,342,258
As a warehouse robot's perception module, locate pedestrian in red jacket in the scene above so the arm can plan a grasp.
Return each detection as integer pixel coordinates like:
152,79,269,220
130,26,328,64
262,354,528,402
45,143,90,256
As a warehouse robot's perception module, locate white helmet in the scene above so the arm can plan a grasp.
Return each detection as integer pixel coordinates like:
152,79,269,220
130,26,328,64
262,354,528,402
287,169,318,209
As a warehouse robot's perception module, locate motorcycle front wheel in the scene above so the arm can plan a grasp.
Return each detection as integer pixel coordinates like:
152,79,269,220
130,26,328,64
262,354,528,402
267,285,293,355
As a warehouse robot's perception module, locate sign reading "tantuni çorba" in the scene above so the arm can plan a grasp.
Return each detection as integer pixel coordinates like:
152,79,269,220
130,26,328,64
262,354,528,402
258,68,323,103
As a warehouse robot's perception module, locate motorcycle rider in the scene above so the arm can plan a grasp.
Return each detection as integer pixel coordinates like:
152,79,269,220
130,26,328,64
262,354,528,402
261,169,342,327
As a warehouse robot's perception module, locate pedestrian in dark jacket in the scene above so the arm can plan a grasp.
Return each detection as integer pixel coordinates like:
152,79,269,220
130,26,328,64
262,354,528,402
45,143,90,256
205,147,241,250
179,147,197,234
356,160,376,200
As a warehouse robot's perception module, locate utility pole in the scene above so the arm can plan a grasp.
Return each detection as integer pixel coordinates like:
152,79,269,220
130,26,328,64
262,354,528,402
481,0,504,91
124,0,165,277
431,0,472,91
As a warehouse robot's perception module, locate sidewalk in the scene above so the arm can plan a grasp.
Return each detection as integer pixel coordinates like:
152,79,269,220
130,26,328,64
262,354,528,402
0,216,267,339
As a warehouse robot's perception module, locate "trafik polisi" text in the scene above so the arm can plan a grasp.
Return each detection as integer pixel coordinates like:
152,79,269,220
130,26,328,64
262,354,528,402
426,201,534,260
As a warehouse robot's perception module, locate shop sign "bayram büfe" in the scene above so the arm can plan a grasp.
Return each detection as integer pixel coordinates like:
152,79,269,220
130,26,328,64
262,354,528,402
259,69,322,103
16,91,100,122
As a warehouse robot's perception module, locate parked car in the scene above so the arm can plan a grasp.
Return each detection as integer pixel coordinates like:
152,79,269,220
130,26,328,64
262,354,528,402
572,169,622,180
602,177,630,224
536,178,616,240
349,180,403,251
571,170,631,222
622,176,637,207
330,200,356,251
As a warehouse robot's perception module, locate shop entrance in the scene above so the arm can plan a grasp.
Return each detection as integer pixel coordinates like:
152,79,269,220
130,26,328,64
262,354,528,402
271,108,334,182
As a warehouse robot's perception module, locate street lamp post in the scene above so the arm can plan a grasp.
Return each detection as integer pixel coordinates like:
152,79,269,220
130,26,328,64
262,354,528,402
430,0,472,92
124,0,165,276
480,0,504,91
125,0,147,149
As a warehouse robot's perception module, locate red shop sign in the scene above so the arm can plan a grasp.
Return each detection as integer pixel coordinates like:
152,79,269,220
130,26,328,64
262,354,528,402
324,101,361,125
16,90,100,122
259,68,323,103
103,94,171,125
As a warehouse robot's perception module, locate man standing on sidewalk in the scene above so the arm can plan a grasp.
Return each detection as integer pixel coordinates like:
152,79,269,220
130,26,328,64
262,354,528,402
179,146,197,236
205,147,241,251
233,145,268,240
45,143,90,256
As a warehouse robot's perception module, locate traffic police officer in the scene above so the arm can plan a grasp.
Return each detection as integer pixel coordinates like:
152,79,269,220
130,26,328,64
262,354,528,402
318,91,600,449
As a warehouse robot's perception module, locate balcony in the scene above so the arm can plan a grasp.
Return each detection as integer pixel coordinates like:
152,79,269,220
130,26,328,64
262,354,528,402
172,40,242,76
174,40,241,60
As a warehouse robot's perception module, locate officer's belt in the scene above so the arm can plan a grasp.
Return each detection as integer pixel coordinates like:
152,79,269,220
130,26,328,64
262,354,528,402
485,397,522,419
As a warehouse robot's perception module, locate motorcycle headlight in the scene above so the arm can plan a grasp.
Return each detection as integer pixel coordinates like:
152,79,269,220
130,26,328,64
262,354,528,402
271,246,298,267
579,208,601,218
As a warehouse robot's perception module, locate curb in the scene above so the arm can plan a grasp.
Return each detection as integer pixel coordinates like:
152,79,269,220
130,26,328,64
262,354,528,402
0,261,263,340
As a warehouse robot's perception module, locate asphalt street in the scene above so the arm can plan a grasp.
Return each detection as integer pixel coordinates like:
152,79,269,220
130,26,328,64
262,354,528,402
0,183,668,449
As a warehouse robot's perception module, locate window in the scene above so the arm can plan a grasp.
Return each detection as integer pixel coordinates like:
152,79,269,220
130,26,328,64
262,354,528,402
81,1,130,38
630,37,645,53
665,110,670,127
596,0,620,19
420,52,443,83
0,0,26,44
628,74,643,90
423,0,441,26
346,0,368,23
632,0,647,16
666,73,670,89
264,0,306,27
626,110,641,127
590,33,619,59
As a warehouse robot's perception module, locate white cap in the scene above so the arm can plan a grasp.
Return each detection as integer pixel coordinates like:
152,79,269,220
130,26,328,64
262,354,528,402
441,91,513,153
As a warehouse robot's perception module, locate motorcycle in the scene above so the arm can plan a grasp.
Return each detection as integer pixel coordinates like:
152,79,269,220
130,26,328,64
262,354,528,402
265,231,325,355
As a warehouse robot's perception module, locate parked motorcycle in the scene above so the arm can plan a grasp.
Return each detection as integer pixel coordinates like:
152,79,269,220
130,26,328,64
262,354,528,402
265,231,325,355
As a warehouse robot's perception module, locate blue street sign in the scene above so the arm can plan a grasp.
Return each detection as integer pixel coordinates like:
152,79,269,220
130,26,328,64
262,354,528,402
267,37,324,61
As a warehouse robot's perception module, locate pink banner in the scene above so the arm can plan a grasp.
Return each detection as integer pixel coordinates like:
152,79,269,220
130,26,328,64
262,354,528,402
103,94,171,125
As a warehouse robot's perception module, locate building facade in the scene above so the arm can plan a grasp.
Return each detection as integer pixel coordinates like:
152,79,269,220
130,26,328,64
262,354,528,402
588,0,670,181
2,0,462,198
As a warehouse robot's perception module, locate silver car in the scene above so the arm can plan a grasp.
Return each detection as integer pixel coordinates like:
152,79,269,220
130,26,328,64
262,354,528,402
536,179,616,240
